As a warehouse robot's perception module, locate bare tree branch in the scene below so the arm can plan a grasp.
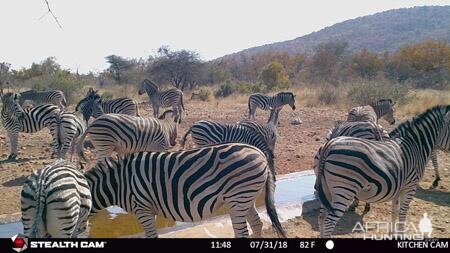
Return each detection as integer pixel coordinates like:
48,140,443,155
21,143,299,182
42,0,63,29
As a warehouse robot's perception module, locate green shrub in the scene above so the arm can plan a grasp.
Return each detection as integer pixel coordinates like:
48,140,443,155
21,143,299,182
214,81,236,98
30,71,82,104
347,79,410,105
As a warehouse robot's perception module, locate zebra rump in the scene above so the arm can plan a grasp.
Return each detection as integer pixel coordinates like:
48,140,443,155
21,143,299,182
21,160,92,238
84,143,285,238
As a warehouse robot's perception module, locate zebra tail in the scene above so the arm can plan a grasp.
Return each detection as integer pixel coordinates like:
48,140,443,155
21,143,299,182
180,128,192,147
30,179,47,238
75,129,89,163
180,93,186,115
315,146,335,216
54,112,62,157
264,159,286,238
61,96,67,106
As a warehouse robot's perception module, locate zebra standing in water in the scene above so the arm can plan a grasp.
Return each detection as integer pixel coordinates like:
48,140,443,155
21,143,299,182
79,88,139,118
1,92,60,160
347,98,396,124
315,105,450,237
247,92,296,120
138,79,185,122
52,98,93,159
21,160,92,238
84,143,286,238
19,89,67,110
76,110,178,164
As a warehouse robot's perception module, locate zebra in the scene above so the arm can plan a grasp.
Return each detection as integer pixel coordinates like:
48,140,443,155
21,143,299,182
79,88,139,118
76,110,178,164
180,120,277,174
21,160,92,238
18,89,67,110
347,98,396,125
315,105,450,237
52,98,93,159
84,143,286,238
247,92,296,120
1,91,60,160
138,79,185,122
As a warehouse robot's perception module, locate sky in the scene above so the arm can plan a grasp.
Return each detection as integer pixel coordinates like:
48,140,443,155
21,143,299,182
0,0,449,73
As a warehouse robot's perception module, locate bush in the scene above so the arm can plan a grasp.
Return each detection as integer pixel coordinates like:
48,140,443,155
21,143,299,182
190,89,210,101
214,81,236,98
317,85,339,105
347,79,410,105
101,91,114,100
30,71,83,104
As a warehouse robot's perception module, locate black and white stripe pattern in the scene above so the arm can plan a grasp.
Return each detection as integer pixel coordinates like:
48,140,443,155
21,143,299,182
76,111,178,163
180,120,277,173
84,143,286,238
347,99,396,124
138,79,185,121
21,160,92,238
247,92,296,120
315,105,450,237
1,92,60,160
79,88,139,119
19,89,67,110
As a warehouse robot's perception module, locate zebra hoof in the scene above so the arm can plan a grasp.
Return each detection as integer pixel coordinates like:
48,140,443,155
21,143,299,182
7,154,17,161
430,178,440,189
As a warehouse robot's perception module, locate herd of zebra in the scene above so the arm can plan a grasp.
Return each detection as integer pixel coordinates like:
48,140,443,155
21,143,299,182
0,80,449,238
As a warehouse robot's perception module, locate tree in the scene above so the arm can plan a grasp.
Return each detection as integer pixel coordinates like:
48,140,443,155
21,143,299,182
259,61,289,90
0,62,11,90
105,55,132,84
310,41,348,83
350,49,384,79
148,46,204,90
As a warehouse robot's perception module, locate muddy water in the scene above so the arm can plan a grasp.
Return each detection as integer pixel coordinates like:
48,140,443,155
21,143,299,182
88,172,315,238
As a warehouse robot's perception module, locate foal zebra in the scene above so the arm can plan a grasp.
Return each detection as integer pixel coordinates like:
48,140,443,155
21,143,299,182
247,92,296,120
138,79,185,121
315,105,450,237
80,88,139,118
347,98,396,124
19,89,67,110
21,160,92,238
76,110,178,163
1,92,60,160
84,143,286,238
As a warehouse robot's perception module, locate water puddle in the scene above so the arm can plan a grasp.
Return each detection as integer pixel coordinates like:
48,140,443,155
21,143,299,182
0,171,316,238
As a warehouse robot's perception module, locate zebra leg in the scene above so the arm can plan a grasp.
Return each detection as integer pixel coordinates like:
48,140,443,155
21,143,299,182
7,131,18,160
152,104,159,118
430,151,440,189
246,204,263,238
390,197,400,234
348,199,359,212
134,209,158,238
318,207,326,237
362,203,371,216
229,201,251,238
397,189,416,235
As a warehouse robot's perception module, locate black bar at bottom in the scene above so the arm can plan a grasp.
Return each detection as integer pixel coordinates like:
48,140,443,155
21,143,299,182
1,238,449,253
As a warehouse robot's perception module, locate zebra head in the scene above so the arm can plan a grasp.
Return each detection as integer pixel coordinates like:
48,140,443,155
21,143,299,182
91,97,105,118
375,98,396,125
138,79,158,95
278,92,296,110
1,92,25,121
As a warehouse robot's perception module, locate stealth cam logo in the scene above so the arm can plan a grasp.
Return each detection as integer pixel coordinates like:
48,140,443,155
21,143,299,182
11,234,28,252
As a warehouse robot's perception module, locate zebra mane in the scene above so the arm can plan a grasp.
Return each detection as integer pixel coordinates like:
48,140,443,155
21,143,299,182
390,105,450,138
276,92,294,97
47,159,77,171
142,79,159,92
20,90,37,95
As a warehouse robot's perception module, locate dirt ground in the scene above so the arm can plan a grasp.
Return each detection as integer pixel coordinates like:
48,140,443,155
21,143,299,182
0,99,448,239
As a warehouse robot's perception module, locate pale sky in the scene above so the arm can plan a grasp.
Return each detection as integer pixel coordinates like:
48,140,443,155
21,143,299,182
0,0,448,73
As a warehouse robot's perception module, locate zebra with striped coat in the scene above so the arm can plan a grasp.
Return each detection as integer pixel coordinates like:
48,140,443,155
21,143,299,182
18,89,67,110
247,92,296,120
347,98,396,124
1,92,60,160
84,143,286,238
138,79,185,121
52,98,93,159
76,110,178,163
80,88,139,118
21,160,92,238
315,105,450,237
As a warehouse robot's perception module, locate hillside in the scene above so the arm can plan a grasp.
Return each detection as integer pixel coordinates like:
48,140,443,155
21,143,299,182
217,6,450,61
